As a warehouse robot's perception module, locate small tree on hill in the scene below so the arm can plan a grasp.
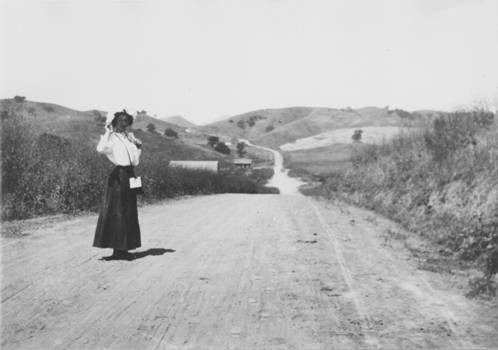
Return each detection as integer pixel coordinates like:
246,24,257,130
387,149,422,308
164,128,179,138
352,129,363,143
237,120,245,129
146,123,157,133
215,142,230,155
236,142,246,157
14,95,26,103
207,136,219,147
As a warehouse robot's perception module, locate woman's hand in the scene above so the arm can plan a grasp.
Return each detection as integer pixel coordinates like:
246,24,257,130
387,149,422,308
134,138,142,149
104,124,113,135
127,133,142,148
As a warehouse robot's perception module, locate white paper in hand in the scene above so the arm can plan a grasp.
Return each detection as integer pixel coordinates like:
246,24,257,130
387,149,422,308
129,176,142,189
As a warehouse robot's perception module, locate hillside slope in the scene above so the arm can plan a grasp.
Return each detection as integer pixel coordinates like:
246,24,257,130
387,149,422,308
199,106,439,149
0,99,224,163
160,115,196,128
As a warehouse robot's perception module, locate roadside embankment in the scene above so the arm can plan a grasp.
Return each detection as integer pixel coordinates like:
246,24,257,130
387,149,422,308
301,110,498,297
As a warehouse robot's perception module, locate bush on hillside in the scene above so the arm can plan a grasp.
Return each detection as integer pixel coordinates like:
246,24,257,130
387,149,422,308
214,142,230,155
42,104,55,113
14,95,26,103
146,123,157,133
352,129,363,142
424,111,494,162
207,136,219,147
236,142,246,157
164,128,178,138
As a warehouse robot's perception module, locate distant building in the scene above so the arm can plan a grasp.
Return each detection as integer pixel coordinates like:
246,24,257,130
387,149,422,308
169,160,219,173
233,158,252,169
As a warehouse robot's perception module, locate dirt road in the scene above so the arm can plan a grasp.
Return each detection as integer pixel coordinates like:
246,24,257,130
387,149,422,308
2,147,498,349
241,139,305,195
2,192,498,349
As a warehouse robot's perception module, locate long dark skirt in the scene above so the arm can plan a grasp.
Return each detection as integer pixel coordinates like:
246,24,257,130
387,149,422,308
93,165,141,251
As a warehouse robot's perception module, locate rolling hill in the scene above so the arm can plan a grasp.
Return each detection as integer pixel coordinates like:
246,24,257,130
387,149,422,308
198,106,440,149
0,99,225,164
160,115,196,129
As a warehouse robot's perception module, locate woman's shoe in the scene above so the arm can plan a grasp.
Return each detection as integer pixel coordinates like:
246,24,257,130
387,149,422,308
115,249,135,260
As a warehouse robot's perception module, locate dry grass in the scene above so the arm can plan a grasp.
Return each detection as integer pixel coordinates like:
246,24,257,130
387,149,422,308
280,126,419,151
306,110,498,295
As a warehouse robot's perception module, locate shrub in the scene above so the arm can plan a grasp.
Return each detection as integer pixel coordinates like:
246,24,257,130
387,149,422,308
207,136,219,147
164,128,178,138
424,111,494,162
214,142,230,155
146,123,157,133
14,95,26,103
1,112,110,220
352,129,363,143
43,104,55,112
265,125,275,132
236,142,246,157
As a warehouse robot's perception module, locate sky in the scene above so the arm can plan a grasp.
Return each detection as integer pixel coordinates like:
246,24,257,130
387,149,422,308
1,0,497,124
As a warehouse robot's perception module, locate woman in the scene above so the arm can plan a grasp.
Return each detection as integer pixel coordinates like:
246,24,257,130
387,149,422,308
93,109,143,260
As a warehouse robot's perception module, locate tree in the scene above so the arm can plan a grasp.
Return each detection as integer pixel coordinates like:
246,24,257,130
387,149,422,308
164,128,178,138
352,129,363,142
214,142,230,155
207,136,219,147
236,142,246,157
14,95,26,103
146,123,157,133
236,120,245,129
265,125,275,132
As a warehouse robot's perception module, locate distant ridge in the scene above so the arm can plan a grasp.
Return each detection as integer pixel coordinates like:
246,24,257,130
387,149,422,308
197,106,442,149
159,115,196,128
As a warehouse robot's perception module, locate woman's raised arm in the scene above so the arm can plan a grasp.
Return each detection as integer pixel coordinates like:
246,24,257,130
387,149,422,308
96,127,113,154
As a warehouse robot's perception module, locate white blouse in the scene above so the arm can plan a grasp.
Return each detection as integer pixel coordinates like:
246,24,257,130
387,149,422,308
96,129,141,166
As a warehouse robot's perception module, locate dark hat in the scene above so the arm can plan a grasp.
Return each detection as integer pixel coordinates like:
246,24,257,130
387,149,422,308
111,109,134,127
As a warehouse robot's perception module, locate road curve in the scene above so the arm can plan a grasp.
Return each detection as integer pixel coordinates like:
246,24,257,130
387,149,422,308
240,139,306,195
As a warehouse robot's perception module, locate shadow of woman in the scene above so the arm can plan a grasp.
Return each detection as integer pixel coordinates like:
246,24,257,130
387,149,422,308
133,248,175,260
100,248,175,261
